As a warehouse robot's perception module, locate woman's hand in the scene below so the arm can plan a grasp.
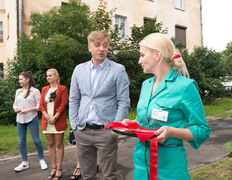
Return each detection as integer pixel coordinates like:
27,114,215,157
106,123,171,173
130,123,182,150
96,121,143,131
14,108,21,113
121,119,139,126
155,126,173,144
44,114,51,122
48,117,56,125
21,109,30,114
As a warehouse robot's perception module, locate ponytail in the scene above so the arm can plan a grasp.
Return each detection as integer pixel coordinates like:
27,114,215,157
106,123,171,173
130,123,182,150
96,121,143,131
171,51,189,78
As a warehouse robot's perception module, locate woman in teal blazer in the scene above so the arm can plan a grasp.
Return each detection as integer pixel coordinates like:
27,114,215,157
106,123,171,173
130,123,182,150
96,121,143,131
123,33,211,180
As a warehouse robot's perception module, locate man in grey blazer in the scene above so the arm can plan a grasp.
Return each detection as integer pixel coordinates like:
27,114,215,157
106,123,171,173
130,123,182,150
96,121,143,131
69,30,130,180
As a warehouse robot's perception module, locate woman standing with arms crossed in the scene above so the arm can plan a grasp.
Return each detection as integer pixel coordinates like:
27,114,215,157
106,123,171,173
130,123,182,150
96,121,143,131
13,71,48,172
122,33,211,180
40,68,68,180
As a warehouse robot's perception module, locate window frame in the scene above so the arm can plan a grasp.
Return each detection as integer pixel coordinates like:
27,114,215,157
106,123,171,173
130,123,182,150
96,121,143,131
175,0,184,10
115,14,127,38
0,21,3,43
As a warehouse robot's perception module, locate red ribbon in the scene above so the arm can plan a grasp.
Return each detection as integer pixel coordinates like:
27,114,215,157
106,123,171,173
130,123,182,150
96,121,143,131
173,54,181,59
104,122,158,180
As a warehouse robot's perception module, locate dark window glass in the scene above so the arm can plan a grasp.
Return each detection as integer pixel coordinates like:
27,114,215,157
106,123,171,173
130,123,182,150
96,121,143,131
175,25,187,47
144,18,154,25
61,2,68,7
0,22,3,43
0,63,3,78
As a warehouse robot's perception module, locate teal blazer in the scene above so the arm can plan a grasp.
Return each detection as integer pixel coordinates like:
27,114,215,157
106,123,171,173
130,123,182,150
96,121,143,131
133,69,211,180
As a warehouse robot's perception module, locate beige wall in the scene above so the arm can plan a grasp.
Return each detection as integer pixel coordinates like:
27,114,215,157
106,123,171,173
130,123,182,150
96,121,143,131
23,0,63,35
0,0,17,69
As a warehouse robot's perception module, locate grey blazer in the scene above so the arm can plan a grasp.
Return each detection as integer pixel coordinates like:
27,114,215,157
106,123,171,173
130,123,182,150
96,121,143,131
69,58,130,130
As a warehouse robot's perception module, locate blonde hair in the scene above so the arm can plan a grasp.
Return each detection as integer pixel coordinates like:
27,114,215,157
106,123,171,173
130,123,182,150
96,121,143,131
139,33,189,77
87,30,110,44
47,68,60,84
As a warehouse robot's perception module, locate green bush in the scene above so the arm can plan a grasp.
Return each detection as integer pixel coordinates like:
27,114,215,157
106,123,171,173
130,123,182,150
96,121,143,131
186,47,228,103
0,77,17,125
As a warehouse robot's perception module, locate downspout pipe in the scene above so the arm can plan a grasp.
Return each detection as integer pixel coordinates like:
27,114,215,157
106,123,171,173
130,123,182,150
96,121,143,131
18,0,23,39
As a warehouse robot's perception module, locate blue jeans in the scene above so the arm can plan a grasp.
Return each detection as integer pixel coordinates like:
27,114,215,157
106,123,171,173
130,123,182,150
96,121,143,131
17,116,44,161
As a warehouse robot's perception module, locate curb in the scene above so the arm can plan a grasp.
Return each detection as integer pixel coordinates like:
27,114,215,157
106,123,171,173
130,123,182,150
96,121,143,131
0,145,76,162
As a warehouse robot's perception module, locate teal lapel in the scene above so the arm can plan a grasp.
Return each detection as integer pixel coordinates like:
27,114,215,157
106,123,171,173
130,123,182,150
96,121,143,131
151,69,177,100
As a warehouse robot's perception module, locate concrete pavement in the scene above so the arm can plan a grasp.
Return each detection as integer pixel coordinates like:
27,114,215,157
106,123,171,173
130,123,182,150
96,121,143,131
0,118,231,180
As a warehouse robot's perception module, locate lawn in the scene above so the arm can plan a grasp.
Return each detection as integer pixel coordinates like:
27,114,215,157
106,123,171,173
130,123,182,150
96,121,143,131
0,120,70,158
204,97,232,118
190,157,232,180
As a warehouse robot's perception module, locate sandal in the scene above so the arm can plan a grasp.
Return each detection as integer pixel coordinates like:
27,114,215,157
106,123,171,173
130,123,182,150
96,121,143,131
48,167,57,179
54,168,62,180
97,165,100,173
70,167,81,180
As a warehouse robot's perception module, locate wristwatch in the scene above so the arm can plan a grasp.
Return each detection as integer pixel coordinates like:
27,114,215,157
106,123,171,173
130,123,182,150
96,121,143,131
54,117,57,121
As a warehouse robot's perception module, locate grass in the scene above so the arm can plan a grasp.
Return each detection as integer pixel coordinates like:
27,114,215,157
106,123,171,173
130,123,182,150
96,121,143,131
190,157,232,180
204,97,232,118
0,120,70,158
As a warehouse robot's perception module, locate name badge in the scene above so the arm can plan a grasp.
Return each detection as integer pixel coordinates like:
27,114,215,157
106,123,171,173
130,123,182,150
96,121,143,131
151,108,168,122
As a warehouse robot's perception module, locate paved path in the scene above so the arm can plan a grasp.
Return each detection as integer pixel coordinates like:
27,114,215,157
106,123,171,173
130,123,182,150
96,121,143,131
0,118,231,180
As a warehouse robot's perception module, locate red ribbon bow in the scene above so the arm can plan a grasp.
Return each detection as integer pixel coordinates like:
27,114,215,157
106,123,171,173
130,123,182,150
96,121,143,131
173,54,181,59
104,122,158,180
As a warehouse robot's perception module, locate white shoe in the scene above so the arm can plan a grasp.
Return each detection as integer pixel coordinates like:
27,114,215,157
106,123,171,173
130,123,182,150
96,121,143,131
39,159,48,170
14,161,29,172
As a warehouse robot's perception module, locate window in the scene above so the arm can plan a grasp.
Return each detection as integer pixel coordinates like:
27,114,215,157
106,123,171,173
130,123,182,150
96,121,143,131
7,14,9,40
144,17,155,25
0,22,3,43
61,2,68,7
115,15,127,38
0,63,3,78
175,25,187,47
175,0,184,10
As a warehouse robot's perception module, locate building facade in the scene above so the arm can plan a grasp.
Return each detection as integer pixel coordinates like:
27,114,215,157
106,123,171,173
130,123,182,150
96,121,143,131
0,0,202,73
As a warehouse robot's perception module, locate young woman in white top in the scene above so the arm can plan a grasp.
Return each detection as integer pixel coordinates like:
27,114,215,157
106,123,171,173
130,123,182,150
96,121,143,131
13,71,47,172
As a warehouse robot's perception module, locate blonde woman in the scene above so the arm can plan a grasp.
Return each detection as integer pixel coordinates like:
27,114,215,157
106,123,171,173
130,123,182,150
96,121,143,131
13,71,47,172
122,33,211,180
40,69,68,180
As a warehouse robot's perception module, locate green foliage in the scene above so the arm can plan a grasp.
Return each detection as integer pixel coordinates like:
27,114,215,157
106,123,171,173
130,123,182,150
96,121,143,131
0,77,16,125
190,157,232,180
185,47,228,103
90,0,114,31
222,42,232,77
224,142,232,157
1,0,93,124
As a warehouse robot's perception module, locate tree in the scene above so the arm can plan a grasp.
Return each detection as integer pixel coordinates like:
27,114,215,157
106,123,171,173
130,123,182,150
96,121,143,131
186,47,228,103
1,0,93,124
